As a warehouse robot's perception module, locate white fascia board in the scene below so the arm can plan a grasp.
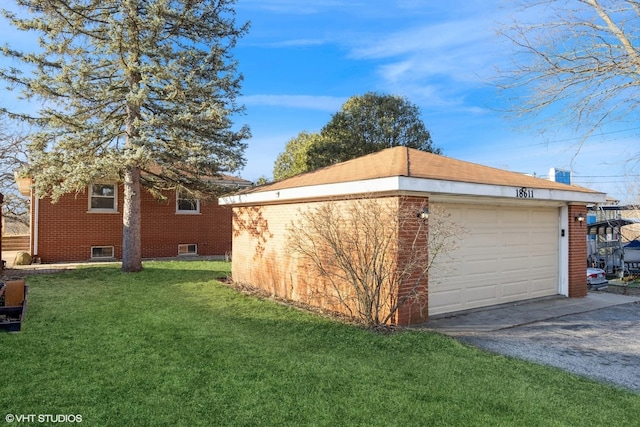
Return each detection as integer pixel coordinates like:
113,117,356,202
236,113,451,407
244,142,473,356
398,177,607,204
219,177,401,205
219,176,607,205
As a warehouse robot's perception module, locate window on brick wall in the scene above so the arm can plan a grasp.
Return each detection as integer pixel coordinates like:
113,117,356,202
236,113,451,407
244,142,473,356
89,184,117,212
91,246,114,259
178,244,197,256
176,190,200,214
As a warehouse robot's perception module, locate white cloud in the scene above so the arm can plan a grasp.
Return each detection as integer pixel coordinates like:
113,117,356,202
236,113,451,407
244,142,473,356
241,94,346,112
266,38,329,48
237,0,364,15
350,19,489,60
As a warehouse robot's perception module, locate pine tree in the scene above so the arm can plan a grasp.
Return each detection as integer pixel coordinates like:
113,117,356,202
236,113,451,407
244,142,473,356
0,0,250,271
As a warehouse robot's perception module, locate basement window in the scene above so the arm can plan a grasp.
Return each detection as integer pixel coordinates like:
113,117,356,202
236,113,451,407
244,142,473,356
178,244,198,256
91,246,114,260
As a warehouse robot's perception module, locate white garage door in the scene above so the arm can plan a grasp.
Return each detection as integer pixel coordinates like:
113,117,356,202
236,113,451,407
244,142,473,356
429,203,559,316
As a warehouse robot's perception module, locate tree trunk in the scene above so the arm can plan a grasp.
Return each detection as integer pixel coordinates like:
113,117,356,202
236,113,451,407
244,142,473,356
122,165,142,272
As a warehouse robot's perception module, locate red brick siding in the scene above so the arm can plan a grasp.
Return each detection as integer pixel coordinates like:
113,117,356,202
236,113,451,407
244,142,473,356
0,193,3,272
568,204,588,297
395,196,429,325
33,185,232,263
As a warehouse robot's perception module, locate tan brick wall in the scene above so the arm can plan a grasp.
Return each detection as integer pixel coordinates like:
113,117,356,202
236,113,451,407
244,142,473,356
232,200,357,316
232,195,430,325
33,185,233,263
568,204,588,297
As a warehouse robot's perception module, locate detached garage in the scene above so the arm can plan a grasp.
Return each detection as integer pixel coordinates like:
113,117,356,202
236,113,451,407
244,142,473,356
221,147,606,325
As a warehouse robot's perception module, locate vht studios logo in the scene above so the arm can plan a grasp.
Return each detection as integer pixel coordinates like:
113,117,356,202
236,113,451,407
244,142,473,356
5,414,83,423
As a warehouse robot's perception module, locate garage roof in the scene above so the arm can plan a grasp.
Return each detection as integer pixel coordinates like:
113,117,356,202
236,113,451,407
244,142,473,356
222,147,607,205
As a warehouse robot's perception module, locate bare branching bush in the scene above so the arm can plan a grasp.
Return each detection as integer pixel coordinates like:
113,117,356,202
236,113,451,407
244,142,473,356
287,196,463,327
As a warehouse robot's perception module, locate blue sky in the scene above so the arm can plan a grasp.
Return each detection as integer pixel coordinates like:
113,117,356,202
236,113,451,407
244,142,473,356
232,0,639,202
1,1,638,202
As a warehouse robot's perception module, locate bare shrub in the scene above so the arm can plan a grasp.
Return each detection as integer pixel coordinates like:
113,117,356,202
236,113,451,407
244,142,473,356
287,196,463,327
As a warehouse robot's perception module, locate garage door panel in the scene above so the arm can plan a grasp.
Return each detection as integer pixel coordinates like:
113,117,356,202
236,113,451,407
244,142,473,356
531,254,556,264
501,252,531,265
466,234,497,249
464,259,499,275
531,231,556,243
429,203,559,316
466,285,498,305
503,280,530,298
430,289,463,312
531,277,557,293
473,209,498,223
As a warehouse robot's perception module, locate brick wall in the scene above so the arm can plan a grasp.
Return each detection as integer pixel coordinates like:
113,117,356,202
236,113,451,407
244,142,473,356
0,193,3,272
232,195,431,325
232,200,354,315
33,185,233,263
568,204,588,297
395,196,429,325
233,197,592,324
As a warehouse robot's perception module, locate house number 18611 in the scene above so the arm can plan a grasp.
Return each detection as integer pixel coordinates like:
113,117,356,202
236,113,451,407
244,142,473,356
516,187,534,198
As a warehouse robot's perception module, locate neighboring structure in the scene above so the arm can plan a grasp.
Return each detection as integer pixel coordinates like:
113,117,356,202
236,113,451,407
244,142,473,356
587,201,640,274
221,147,607,325
548,167,571,185
16,176,252,264
0,192,3,272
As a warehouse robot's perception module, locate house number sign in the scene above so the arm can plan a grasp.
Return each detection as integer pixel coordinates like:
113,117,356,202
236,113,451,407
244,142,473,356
516,187,534,198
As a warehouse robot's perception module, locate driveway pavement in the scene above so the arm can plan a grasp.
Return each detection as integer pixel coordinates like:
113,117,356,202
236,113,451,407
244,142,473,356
421,293,640,393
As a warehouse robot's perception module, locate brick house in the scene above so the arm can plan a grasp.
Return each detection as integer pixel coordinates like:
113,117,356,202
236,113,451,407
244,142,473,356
220,147,606,325
0,192,3,272
17,176,251,264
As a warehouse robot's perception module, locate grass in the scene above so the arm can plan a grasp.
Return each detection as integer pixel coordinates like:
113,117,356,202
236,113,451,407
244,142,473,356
1,260,639,426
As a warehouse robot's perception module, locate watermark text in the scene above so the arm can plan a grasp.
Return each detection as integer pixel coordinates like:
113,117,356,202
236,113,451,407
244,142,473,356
5,414,82,423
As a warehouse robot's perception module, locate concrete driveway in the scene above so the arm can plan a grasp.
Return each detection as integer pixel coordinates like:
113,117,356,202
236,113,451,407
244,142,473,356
421,292,640,393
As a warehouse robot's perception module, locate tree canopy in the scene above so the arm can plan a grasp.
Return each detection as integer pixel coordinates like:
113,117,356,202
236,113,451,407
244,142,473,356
273,92,439,181
0,0,250,271
273,131,328,181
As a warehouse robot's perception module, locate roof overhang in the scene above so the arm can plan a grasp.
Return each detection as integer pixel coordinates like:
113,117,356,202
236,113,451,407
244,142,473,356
220,176,607,207
587,218,640,235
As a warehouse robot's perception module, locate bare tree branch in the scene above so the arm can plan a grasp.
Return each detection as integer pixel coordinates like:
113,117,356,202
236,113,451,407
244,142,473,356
287,196,464,327
0,119,30,231
496,0,640,153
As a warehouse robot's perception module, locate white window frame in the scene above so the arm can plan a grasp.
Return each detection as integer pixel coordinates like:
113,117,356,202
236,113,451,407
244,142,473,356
178,244,198,256
89,183,118,213
176,190,200,214
91,246,115,260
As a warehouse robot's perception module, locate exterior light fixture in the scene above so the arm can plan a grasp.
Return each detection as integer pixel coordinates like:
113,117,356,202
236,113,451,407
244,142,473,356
417,207,429,220
575,213,585,223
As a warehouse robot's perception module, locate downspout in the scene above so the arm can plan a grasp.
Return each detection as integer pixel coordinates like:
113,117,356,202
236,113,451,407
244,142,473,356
32,190,39,258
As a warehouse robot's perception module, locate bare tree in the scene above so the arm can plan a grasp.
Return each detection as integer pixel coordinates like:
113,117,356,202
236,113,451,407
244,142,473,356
0,122,29,233
496,0,640,147
287,196,463,327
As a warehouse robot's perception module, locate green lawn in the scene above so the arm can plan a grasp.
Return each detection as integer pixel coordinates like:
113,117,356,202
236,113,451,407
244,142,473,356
1,261,639,426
